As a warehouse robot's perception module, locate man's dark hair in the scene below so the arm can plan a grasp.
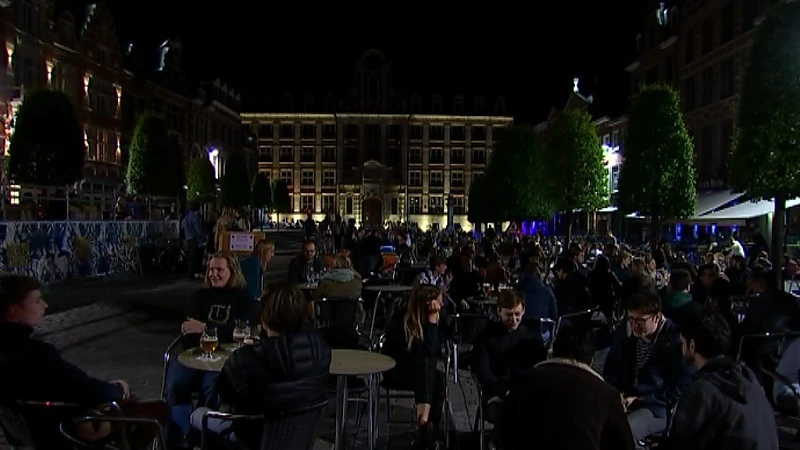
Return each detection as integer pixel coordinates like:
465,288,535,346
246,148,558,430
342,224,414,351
698,263,719,278
553,256,575,275
429,256,446,271
626,289,662,314
679,309,731,359
0,275,41,315
623,273,657,301
302,239,316,248
552,325,596,365
669,269,692,292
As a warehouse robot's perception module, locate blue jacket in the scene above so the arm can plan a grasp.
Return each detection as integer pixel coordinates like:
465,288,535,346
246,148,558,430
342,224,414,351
239,254,263,300
517,274,558,321
603,317,695,418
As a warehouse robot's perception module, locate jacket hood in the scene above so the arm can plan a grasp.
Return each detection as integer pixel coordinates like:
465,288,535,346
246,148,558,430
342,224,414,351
697,356,756,404
323,268,357,284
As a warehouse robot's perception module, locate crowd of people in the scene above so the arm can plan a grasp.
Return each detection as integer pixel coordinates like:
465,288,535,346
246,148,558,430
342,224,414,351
3,214,800,449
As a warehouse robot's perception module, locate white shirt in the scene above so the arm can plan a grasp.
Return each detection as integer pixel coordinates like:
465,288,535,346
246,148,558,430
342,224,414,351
730,239,746,258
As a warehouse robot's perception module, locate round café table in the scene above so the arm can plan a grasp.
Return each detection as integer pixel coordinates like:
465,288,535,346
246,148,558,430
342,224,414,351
363,284,414,340
331,349,395,450
177,345,235,372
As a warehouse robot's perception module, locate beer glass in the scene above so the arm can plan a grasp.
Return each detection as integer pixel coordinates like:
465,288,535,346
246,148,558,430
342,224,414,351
199,325,218,360
233,320,250,348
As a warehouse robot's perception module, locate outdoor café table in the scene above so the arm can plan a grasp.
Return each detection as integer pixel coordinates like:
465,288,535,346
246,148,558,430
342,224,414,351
331,349,395,450
177,344,235,372
363,284,414,340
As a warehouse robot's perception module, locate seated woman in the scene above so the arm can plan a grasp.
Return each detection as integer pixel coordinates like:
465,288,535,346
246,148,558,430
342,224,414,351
165,252,259,447
382,284,447,447
313,252,364,327
191,282,331,448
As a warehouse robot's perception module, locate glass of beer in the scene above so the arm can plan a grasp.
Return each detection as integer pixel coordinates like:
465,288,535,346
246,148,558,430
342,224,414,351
233,320,250,348
199,325,218,360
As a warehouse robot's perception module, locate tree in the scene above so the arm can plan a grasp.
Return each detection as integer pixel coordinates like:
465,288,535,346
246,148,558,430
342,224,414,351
126,115,182,196
485,124,552,221
467,173,490,227
219,152,251,208
272,178,291,226
8,89,85,186
542,109,609,242
731,1,800,283
617,84,696,247
186,156,216,202
251,172,272,209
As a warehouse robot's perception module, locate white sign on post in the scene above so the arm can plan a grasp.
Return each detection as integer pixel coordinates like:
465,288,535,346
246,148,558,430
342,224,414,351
228,232,254,252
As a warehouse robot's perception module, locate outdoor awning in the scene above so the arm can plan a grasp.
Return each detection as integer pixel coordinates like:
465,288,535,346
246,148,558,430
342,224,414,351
694,198,800,221
598,206,617,213
695,190,743,216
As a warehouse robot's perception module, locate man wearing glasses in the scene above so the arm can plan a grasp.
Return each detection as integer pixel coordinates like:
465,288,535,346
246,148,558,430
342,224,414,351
603,290,694,447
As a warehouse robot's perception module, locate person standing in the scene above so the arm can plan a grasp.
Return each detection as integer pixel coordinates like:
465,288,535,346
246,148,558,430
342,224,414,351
181,201,207,280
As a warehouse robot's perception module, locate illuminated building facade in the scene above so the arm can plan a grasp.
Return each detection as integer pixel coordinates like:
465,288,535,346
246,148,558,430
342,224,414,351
242,50,512,230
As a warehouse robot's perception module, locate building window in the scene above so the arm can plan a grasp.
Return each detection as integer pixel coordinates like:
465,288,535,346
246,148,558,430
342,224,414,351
321,195,335,213
259,145,272,161
365,124,379,140
301,170,314,186
451,148,465,164
300,195,314,212
345,197,353,215
684,28,695,63
301,123,315,139
429,125,444,140
345,124,359,139
323,124,336,139
452,196,465,214
430,171,444,187
301,146,315,162
451,172,464,187
323,169,336,186
720,58,734,99
390,197,399,215
611,166,620,193
472,148,486,165
409,148,422,164
721,2,734,44
280,124,294,139
343,147,358,166
702,67,713,106
451,125,465,141
493,126,505,143
471,126,486,141
387,124,399,140
409,125,423,140
322,146,336,162
409,196,422,214
258,124,273,139
684,76,696,111
612,130,620,147
702,16,713,54
280,146,293,162
429,196,444,214
409,171,422,187
280,169,293,186
430,148,444,164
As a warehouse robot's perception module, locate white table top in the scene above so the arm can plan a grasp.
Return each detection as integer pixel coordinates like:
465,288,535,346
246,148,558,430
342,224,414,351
331,349,395,376
178,345,234,372
363,284,414,292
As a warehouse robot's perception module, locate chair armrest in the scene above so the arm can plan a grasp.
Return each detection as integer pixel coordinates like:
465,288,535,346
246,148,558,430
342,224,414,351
18,400,122,414
163,334,184,363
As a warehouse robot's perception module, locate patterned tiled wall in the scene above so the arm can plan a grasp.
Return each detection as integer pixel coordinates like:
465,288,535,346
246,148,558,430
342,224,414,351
0,221,179,283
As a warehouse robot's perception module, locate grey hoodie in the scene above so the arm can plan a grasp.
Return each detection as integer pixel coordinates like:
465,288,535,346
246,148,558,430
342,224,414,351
667,356,778,450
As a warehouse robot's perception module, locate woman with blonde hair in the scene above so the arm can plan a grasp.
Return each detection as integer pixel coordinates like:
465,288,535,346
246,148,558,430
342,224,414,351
313,252,362,301
164,251,260,448
382,284,447,446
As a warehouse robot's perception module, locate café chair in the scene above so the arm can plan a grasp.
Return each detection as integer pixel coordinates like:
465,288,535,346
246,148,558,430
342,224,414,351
161,334,185,401
60,414,166,450
199,400,328,450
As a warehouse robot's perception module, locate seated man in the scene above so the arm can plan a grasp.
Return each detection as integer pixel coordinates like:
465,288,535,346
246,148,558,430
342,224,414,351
501,326,634,450
668,309,778,449
287,239,324,283
191,282,331,448
603,290,694,445
473,290,547,423
414,256,468,313
0,274,166,448
774,337,800,415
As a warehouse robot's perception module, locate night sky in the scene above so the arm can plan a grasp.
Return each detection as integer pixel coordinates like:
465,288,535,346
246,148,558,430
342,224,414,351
100,0,649,120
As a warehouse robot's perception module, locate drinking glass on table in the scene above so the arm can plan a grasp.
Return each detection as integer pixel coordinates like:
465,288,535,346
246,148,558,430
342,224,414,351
233,320,250,348
199,325,219,360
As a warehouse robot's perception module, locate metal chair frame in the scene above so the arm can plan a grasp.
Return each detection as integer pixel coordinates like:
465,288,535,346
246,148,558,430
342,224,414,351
161,334,184,401
59,414,166,450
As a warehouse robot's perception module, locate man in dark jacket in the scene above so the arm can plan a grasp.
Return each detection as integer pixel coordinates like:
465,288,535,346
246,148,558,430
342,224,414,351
473,290,547,422
0,274,130,448
603,290,694,445
668,309,778,450
501,325,634,450
287,239,324,283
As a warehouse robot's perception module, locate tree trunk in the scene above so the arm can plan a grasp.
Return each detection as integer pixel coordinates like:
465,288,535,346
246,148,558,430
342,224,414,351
565,211,574,244
650,215,661,248
772,194,787,290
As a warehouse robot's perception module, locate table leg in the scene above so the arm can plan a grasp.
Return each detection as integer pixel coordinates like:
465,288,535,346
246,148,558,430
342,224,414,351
453,342,459,384
367,374,375,450
334,375,348,450
368,291,383,341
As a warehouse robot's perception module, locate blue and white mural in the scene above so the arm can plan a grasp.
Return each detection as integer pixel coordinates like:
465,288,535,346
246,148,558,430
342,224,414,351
0,221,179,283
